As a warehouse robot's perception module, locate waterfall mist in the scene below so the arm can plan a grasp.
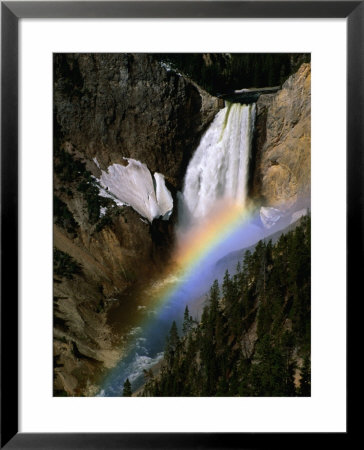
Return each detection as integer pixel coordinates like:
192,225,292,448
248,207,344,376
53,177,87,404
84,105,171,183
175,101,308,297
99,101,309,396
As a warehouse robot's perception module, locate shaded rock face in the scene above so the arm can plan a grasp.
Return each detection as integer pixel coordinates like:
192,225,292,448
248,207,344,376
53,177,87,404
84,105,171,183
54,53,219,189
53,54,220,396
53,57,310,396
250,63,311,211
53,207,175,396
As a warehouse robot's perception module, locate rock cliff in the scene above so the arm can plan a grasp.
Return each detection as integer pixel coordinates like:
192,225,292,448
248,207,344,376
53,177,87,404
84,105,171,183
251,63,311,212
54,53,219,188
53,55,310,396
53,54,220,396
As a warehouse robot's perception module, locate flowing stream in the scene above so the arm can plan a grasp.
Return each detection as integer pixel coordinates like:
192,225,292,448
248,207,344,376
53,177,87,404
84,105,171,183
99,103,257,396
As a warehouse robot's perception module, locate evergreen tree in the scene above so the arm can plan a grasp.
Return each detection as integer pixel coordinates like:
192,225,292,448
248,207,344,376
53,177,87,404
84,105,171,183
167,321,179,350
165,321,180,366
222,270,231,301
208,279,220,328
299,356,311,396
123,378,132,397
183,305,192,335
201,304,209,331
250,335,288,396
236,261,241,276
280,330,297,396
142,215,311,398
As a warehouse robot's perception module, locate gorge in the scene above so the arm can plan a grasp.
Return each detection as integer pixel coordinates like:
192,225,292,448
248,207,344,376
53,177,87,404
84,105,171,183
53,54,311,397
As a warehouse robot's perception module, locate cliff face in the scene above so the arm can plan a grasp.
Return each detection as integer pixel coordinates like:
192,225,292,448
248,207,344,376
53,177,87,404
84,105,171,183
53,54,220,396
251,63,311,212
53,56,310,396
54,53,219,189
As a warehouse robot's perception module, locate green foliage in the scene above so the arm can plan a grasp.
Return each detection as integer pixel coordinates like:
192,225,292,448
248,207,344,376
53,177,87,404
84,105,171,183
249,332,296,396
54,145,118,228
298,356,311,396
122,378,132,397
76,176,115,227
95,211,114,233
142,215,311,397
77,179,106,225
165,321,180,367
54,248,82,280
54,145,86,184
54,195,78,235
182,306,193,335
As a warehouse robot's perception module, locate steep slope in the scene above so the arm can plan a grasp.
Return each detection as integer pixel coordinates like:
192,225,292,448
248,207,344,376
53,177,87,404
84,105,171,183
141,216,311,397
54,53,219,188
53,54,220,396
53,56,311,396
212,214,309,285
251,63,311,213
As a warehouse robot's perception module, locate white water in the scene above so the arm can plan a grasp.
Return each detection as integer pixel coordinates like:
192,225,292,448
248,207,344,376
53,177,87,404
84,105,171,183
99,101,311,396
178,103,256,232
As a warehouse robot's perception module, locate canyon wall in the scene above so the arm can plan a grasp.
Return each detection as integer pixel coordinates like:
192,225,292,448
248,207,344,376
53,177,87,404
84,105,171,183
53,55,310,396
251,63,311,211
54,53,219,188
53,54,220,395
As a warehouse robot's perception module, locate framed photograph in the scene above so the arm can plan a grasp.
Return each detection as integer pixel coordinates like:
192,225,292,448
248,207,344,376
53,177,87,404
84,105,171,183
1,1,358,448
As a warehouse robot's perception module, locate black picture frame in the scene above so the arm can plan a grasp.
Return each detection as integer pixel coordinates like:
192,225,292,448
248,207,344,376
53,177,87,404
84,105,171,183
1,1,360,448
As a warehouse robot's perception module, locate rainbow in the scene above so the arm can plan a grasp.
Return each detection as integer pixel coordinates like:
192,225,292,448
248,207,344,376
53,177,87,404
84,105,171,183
99,202,259,395
152,202,255,308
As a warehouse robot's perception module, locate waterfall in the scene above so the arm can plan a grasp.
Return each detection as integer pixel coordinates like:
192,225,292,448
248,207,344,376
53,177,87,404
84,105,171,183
178,102,256,232
99,103,260,396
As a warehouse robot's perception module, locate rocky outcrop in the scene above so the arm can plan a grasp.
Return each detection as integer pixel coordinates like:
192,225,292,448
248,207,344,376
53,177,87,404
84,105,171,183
53,57,310,396
251,63,311,211
53,54,220,396
54,53,220,189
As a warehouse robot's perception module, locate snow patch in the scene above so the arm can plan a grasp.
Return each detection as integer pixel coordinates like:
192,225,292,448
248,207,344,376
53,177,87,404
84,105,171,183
260,206,282,229
160,61,182,76
99,159,173,223
154,172,173,220
92,175,125,207
160,61,173,71
93,157,101,169
290,208,308,224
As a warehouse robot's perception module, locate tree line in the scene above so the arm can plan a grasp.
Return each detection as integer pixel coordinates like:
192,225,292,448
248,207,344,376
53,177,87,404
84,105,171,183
132,215,310,397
